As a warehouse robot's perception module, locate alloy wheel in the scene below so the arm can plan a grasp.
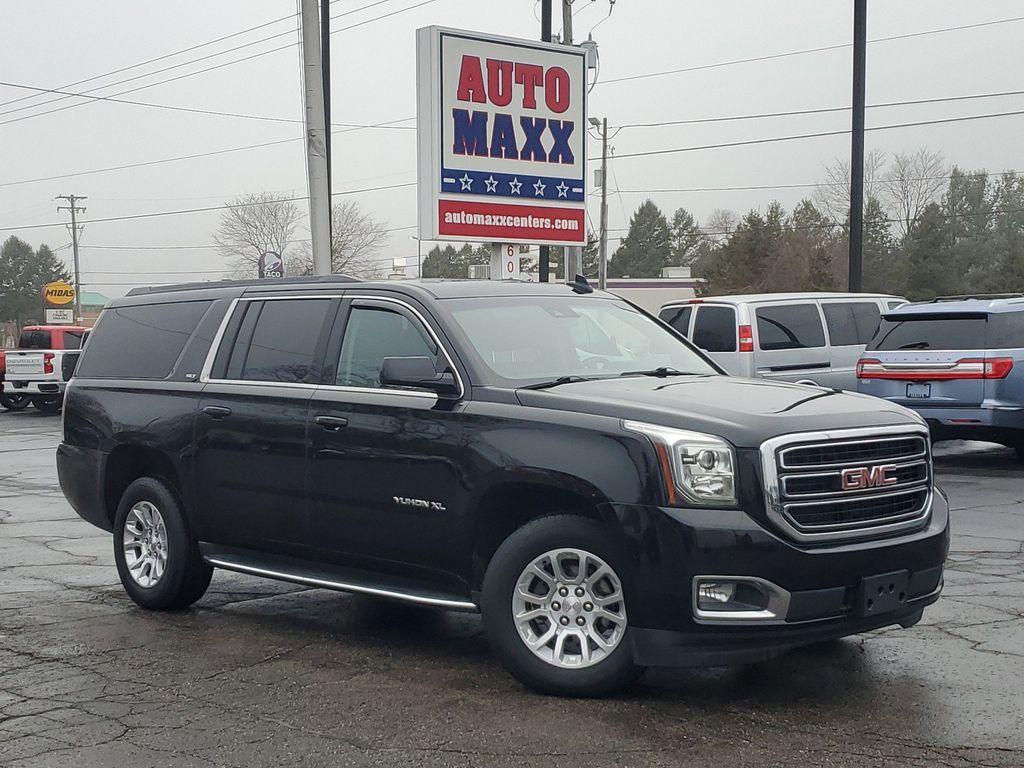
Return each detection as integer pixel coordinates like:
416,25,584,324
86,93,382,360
122,501,169,588
511,547,627,669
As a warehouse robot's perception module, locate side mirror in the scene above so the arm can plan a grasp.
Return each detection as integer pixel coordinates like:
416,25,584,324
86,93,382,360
379,356,459,397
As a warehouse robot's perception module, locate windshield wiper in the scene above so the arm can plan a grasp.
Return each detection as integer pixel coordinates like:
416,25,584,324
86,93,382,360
520,375,599,390
619,367,700,378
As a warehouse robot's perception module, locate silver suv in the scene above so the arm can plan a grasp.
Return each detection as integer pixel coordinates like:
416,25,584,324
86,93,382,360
857,296,1024,460
659,292,906,390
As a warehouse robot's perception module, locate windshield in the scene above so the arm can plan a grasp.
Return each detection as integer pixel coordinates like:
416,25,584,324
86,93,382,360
444,296,718,384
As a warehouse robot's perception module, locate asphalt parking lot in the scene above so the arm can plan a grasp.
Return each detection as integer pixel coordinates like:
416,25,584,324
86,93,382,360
1,409,1022,768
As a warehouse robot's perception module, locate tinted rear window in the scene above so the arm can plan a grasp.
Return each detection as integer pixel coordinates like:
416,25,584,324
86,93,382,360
240,298,331,383
76,301,211,379
822,302,880,346
62,330,85,350
692,306,736,352
868,314,987,351
989,311,1024,349
756,304,825,350
18,330,51,349
659,306,692,336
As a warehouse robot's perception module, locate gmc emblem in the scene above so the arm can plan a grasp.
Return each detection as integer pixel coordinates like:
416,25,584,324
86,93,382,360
841,464,899,491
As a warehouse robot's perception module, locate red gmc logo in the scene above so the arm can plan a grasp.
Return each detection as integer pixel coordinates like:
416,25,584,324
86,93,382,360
841,464,899,491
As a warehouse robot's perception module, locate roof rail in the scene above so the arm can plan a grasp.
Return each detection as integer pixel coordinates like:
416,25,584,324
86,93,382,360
125,274,362,296
929,293,1024,302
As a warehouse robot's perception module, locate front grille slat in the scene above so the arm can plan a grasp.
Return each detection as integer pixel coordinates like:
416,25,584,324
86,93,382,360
766,431,932,542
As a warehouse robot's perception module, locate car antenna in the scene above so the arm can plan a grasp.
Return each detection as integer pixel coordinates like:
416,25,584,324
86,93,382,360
571,274,594,294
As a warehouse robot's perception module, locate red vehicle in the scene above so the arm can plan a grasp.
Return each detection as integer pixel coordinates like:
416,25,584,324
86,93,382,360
1,325,90,412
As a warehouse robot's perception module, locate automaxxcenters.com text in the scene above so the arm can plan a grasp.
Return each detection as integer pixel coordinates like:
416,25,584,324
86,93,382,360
443,210,579,231
437,200,586,243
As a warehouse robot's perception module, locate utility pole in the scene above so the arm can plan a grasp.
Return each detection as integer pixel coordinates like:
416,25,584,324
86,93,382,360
320,0,333,251
300,0,331,275
595,118,609,290
848,0,867,292
560,0,582,283
55,194,86,322
538,0,552,283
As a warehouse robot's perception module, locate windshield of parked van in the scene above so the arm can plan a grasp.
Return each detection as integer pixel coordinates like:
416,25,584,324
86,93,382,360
445,296,718,383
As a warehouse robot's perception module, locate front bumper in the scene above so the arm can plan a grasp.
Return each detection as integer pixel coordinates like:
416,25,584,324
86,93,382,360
603,488,949,667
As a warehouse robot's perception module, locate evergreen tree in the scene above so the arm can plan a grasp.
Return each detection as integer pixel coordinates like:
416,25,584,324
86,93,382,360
608,200,672,278
0,237,71,326
421,243,489,278
902,203,955,300
669,208,704,266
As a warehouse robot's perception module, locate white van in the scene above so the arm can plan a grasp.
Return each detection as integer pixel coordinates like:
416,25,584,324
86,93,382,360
658,292,907,390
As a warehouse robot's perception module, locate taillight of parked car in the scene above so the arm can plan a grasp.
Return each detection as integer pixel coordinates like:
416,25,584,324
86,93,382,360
738,324,754,352
43,352,54,374
857,357,1014,380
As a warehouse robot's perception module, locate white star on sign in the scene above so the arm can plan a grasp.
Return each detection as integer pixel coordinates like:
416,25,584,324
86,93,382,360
459,173,473,191
533,179,546,196
484,175,498,192
556,181,569,198
509,177,523,195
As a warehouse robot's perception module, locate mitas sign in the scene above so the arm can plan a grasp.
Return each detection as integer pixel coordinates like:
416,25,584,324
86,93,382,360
417,27,587,246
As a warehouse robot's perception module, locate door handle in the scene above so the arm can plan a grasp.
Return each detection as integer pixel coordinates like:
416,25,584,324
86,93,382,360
201,405,231,419
313,415,348,431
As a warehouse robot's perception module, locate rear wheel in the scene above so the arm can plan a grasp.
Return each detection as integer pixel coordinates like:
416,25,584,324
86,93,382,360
113,477,212,610
481,515,642,697
0,392,30,411
30,395,63,414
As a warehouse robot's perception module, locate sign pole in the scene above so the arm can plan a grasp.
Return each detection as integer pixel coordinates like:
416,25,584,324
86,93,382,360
538,0,553,283
301,0,332,275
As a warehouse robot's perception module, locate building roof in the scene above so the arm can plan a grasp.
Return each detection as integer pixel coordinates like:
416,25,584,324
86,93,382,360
80,291,110,308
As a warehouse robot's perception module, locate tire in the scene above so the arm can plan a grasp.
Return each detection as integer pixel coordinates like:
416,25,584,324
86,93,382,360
30,395,63,414
481,515,643,697
0,392,30,411
113,477,213,610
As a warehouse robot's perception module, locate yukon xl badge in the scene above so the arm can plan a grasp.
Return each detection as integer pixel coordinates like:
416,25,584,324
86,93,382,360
393,496,447,512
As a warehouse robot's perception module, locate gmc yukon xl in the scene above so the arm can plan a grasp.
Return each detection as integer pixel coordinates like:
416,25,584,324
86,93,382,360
57,277,948,696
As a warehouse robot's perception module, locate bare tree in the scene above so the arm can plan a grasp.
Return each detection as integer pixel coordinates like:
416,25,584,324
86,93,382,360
293,200,390,278
883,148,947,242
702,208,738,242
214,192,303,278
813,149,886,222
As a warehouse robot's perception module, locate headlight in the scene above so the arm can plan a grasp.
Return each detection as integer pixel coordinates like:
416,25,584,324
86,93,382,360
624,421,737,507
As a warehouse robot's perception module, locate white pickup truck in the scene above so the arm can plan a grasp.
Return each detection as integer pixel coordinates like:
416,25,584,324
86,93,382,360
2,325,89,413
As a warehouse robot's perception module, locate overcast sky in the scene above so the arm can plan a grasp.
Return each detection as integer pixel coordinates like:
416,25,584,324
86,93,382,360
2,0,1022,298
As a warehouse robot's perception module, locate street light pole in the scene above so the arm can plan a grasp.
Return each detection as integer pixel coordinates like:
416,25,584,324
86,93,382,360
848,0,867,292
300,0,331,275
538,0,552,283
595,118,609,290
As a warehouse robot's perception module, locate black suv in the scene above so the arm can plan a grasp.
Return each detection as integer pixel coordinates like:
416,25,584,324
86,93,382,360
58,277,948,696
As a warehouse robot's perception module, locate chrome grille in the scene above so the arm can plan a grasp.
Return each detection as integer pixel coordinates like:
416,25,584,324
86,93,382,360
762,427,932,543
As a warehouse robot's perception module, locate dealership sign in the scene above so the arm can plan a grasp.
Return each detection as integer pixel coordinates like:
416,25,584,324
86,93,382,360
417,26,587,245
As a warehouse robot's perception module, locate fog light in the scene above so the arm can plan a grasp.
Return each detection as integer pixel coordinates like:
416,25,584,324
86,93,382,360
693,577,789,622
698,582,735,605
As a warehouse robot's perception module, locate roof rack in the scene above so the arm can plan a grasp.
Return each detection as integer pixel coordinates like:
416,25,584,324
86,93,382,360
125,274,362,296
929,293,1024,302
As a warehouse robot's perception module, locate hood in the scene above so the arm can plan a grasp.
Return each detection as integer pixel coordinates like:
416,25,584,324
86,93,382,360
516,375,922,448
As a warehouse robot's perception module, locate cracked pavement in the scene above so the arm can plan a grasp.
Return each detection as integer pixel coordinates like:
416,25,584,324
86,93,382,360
1,410,1022,767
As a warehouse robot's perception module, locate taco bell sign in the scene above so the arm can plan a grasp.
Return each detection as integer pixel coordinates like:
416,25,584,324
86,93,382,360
417,27,587,246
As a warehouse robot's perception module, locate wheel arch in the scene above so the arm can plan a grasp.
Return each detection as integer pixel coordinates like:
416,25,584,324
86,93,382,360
103,443,184,527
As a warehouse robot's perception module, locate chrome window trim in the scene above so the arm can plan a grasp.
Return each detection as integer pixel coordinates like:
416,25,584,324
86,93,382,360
761,424,933,544
778,434,928,470
198,293,465,400
780,458,929,499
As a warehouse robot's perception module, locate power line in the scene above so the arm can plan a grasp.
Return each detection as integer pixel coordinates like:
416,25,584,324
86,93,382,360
0,120,414,190
0,79,416,128
600,15,1024,87
612,170,1021,195
0,1,347,112
0,182,417,233
0,0,437,128
616,89,1024,129
613,108,1024,161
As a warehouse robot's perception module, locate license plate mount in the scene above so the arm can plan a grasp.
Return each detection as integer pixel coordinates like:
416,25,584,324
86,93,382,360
906,382,931,399
861,570,910,617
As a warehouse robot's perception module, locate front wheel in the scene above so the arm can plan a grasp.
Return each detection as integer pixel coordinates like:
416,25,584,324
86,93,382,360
481,515,642,697
30,395,63,414
0,392,31,411
113,477,213,610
